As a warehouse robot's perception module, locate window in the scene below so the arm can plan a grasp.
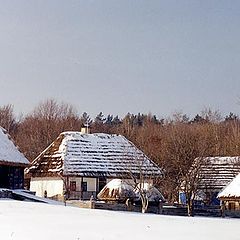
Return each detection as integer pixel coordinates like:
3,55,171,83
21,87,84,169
98,177,106,192
81,182,87,192
70,181,76,191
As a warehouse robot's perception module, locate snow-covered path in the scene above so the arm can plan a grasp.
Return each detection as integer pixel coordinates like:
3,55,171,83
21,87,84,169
0,200,239,240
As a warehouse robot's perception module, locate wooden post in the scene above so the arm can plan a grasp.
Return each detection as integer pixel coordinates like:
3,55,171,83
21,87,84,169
63,176,69,206
81,176,83,200
158,201,163,214
95,178,98,200
89,195,95,209
221,200,225,218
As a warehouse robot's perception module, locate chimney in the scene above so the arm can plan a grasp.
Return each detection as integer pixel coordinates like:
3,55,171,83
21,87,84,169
81,126,90,134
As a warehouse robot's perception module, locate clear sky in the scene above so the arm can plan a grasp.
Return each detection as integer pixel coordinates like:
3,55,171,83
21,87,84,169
0,0,240,118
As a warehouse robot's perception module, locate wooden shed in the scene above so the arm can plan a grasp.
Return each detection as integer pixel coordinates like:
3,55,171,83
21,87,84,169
27,131,162,200
218,173,240,211
0,127,29,189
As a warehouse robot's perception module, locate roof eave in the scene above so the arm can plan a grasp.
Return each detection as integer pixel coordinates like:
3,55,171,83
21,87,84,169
0,160,29,167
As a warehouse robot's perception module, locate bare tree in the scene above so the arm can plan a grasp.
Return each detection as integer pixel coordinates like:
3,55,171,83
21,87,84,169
0,104,18,133
122,148,162,213
161,122,215,216
181,157,213,216
15,99,82,161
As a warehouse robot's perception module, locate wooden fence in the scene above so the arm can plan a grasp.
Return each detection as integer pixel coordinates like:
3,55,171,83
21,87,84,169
1,190,239,218
94,201,240,218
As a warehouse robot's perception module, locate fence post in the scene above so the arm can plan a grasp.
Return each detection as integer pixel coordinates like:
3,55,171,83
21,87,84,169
89,195,95,209
158,201,163,214
221,201,225,218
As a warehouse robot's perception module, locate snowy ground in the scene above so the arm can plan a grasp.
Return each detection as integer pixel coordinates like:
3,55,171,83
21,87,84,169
0,200,239,240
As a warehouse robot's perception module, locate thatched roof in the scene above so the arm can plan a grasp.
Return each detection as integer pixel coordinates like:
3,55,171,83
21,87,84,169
97,179,135,201
28,132,162,178
0,127,29,167
134,183,165,202
197,157,240,192
98,179,165,203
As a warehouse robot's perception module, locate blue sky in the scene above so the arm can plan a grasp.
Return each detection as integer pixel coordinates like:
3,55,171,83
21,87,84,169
0,0,240,118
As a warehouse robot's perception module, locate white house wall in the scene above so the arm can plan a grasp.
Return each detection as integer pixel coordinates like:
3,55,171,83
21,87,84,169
68,177,97,192
30,177,64,198
83,177,96,191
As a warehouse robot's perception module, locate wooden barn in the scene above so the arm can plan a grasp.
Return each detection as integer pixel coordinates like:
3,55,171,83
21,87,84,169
218,173,240,211
0,127,29,189
27,131,162,200
196,156,240,205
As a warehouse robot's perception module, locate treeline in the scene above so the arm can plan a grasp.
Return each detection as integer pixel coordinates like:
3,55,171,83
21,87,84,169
1,99,240,201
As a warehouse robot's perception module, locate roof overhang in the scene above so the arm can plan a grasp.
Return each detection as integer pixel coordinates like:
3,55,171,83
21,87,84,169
0,160,29,168
219,196,240,201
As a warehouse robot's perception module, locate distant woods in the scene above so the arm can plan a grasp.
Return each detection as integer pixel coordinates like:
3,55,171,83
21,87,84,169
1,99,240,202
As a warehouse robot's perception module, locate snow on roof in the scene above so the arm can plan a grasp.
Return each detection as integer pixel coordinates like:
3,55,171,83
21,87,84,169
197,156,240,191
29,131,162,178
97,179,165,202
218,173,240,199
104,179,133,190
97,179,135,201
0,127,29,166
134,183,165,202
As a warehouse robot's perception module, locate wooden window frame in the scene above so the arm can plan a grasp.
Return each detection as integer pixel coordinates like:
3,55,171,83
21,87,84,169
70,181,76,191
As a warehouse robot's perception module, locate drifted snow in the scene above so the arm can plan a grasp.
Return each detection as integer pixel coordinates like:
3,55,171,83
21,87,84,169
0,200,239,240
218,173,240,198
0,127,29,165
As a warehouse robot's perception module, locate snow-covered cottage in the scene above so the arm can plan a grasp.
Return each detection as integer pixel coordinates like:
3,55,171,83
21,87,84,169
0,127,29,189
27,131,162,200
218,173,240,211
196,156,240,205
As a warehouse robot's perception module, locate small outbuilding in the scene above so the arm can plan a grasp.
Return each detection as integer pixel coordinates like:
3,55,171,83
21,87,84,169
97,179,135,202
0,127,29,189
97,179,165,204
218,173,240,211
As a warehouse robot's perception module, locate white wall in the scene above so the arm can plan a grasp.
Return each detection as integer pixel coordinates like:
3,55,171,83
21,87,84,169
68,177,97,192
30,177,97,198
30,177,64,198
83,177,96,191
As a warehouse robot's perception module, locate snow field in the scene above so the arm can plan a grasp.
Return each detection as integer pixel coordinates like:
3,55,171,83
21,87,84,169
0,200,239,240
